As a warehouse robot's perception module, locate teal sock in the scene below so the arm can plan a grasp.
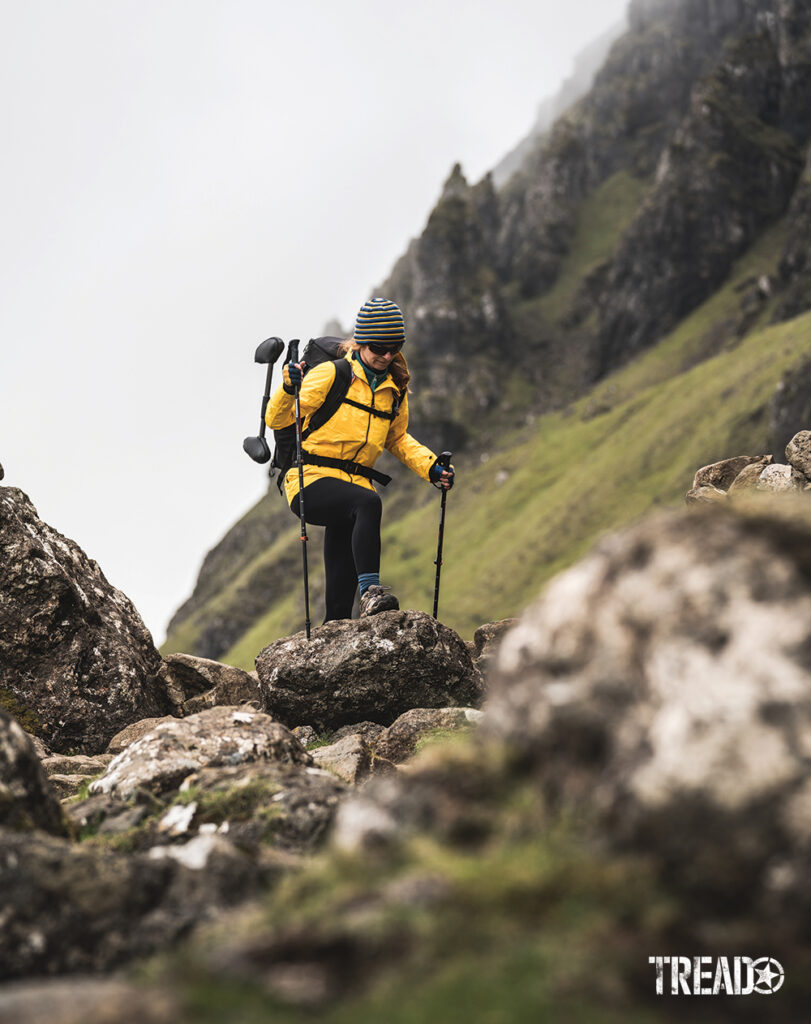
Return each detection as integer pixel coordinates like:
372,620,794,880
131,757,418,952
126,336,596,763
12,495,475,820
358,572,379,595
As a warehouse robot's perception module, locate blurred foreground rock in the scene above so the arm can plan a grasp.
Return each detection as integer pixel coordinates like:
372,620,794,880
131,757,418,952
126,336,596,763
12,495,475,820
0,710,66,836
0,825,268,980
483,504,811,926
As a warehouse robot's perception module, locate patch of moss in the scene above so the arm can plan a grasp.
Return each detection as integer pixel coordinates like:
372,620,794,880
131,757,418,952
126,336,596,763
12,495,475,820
190,779,284,825
0,688,42,736
413,727,472,757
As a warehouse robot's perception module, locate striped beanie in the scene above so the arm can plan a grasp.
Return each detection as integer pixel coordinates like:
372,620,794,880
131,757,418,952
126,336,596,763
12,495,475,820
354,297,406,347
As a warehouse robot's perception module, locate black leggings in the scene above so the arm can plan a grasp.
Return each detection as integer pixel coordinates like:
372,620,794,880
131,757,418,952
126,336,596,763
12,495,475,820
291,476,382,622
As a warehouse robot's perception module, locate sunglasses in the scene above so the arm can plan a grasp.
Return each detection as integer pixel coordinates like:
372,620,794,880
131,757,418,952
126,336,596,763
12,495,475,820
367,342,403,356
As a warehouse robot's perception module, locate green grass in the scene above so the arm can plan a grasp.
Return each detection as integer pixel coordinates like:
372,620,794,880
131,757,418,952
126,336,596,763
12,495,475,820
382,308,811,640
534,170,646,323
207,302,811,669
164,194,802,671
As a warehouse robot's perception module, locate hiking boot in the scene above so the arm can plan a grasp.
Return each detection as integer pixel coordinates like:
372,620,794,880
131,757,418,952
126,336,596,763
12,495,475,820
359,585,400,617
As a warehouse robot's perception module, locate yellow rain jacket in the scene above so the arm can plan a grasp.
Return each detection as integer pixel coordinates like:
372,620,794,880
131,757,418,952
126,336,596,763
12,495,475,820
265,352,437,506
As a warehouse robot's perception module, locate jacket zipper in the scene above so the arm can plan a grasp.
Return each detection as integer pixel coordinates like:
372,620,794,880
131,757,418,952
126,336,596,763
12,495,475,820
347,377,374,481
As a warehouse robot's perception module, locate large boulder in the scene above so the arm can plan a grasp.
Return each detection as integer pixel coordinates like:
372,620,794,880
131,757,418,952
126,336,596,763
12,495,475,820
256,611,483,732
0,710,67,836
0,488,165,753
483,504,811,926
90,706,310,800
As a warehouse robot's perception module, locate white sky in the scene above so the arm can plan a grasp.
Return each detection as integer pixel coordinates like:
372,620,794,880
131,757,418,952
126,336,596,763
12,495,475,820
0,0,628,644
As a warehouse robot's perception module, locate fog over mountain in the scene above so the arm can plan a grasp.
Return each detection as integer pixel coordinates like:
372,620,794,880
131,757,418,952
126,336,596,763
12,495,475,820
0,0,627,643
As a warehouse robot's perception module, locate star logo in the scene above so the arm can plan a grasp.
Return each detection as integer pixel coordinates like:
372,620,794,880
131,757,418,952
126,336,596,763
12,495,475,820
752,957,784,995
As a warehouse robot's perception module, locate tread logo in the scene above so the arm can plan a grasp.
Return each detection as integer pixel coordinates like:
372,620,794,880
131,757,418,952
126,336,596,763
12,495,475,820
648,956,784,996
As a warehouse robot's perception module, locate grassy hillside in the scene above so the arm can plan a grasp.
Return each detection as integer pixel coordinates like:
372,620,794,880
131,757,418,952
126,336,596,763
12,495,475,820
163,187,805,671
202,291,811,670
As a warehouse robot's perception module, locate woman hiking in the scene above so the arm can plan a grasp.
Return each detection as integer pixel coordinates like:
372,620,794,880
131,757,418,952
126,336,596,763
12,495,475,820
265,297,454,622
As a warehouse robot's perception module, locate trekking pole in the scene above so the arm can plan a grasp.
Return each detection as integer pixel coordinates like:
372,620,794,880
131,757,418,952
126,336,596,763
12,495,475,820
243,337,285,463
288,339,312,640
432,451,453,619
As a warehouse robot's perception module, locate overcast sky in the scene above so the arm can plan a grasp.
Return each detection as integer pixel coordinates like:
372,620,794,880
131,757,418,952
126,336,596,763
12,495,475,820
0,0,628,644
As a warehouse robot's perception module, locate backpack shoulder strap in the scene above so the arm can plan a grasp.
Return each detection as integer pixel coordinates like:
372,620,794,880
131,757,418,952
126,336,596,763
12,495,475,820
301,358,353,442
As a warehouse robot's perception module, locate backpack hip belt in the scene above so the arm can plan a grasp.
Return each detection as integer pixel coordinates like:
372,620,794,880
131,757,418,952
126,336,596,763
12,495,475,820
297,452,392,487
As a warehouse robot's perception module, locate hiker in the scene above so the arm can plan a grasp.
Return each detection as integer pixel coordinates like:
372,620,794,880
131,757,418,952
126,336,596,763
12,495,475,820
265,297,454,621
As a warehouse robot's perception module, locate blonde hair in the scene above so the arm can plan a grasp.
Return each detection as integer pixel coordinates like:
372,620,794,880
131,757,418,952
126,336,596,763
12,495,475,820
339,338,410,394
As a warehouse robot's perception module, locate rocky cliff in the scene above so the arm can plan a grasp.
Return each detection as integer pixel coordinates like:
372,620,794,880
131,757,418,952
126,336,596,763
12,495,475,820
386,0,811,438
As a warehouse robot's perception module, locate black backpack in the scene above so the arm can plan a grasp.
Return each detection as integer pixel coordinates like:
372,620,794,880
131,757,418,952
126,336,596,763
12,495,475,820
271,337,402,494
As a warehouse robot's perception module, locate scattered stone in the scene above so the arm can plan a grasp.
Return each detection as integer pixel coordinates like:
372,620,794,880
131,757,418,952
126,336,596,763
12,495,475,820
0,710,67,836
331,721,386,746
727,462,767,493
685,484,727,505
375,708,481,764
176,760,346,854
292,725,317,747
63,792,132,835
471,618,519,676
90,707,311,800
786,430,811,480
256,610,482,732
41,754,112,778
0,487,166,753
158,653,258,716
312,734,373,785
692,454,771,491
180,690,217,716
755,463,801,493
47,774,92,800
291,725,317,748
96,804,151,837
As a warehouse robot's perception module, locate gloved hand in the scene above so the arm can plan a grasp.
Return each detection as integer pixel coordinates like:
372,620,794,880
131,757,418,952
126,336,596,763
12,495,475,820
283,361,304,394
429,460,454,490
